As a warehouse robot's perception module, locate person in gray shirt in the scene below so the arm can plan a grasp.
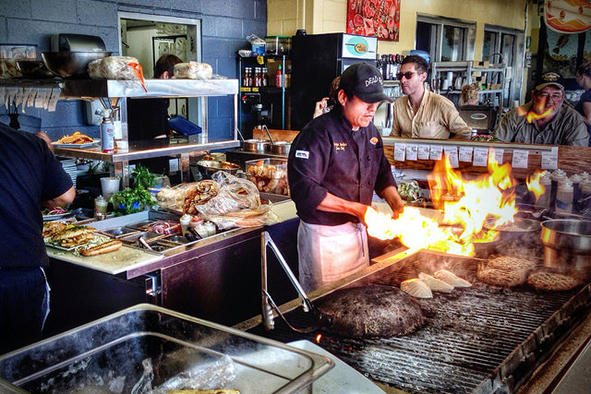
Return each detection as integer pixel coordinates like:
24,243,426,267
494,72,589,146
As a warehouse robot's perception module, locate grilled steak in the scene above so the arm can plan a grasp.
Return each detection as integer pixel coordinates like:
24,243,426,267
315,285,425,338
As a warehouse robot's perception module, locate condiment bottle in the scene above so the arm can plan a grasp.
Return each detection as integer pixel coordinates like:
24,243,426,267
180,214,192,235
190,215,203,230
536,174,552,209
549,169,567,211
100,109,115,153
204,221,216,236
276,64,283,88
570,173,582,213
555,180,574,214
578,179,591,214
195,223,209,239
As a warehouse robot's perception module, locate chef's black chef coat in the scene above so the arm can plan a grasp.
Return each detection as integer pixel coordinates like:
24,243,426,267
288,107,396,226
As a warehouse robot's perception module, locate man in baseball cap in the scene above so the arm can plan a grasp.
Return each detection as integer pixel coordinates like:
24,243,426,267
534,71,565,91
494,71,588,146
287,62,404,292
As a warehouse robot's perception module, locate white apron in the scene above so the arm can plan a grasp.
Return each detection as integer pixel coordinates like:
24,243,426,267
297,220,369,292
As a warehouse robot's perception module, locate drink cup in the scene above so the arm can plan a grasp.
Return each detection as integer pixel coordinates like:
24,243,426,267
94,196,108,220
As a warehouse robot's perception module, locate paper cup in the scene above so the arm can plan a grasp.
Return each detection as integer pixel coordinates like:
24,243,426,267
101,177,120,200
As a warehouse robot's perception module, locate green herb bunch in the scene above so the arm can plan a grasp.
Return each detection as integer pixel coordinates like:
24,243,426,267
110,187,154,215
132,165,156,189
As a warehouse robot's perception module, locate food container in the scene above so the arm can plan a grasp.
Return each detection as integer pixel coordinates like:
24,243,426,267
246,158,289,196
0,304,333,394
270,140,291,155
541,219,591,278
242,138,270,153
265,36,292,55
0,44,37,60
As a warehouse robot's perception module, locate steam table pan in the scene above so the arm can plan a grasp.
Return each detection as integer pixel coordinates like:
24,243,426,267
0,304,334,394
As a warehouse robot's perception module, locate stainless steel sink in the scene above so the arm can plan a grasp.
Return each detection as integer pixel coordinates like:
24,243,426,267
0,304,333,394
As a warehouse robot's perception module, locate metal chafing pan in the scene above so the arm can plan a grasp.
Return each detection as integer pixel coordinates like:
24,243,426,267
99,226,141,239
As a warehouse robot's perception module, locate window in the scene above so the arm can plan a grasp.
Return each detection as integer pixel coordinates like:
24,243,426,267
416,15,475,62
483,24,524,105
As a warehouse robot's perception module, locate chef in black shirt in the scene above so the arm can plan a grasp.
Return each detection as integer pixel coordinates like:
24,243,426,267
288,62,404,292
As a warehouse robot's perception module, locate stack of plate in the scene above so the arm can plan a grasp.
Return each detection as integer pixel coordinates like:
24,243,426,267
60,158,77,188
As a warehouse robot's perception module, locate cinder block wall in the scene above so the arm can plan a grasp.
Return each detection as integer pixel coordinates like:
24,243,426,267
0,0,266,141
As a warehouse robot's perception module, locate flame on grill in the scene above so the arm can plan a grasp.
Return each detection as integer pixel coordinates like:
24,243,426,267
315,334,322,343
526,171,546,200
364,153,546,256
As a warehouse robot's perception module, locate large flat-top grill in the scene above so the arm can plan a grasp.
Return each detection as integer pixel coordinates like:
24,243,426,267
248,250,591,394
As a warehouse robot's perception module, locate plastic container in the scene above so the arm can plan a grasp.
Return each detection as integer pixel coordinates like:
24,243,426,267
555,180,574,214
0,44,37,60
536,174,552,209
180,214,192,235
265,36,291,55
245,158,289,196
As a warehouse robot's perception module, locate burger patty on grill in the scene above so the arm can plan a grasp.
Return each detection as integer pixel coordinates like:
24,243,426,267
315,285,426,338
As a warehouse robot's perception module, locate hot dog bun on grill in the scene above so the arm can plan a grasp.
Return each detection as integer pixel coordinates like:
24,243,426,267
80,240,122,256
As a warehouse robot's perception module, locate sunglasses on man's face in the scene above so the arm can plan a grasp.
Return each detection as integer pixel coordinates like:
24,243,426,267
396,72,419,80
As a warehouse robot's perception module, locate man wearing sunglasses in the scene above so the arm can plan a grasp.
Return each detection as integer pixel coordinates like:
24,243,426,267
494,72,588,146
390,55,471,140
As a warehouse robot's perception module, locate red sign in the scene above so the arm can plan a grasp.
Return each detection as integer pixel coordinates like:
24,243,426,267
346,0,401,41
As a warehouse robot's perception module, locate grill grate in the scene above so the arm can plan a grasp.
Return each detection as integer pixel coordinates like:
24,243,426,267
249,250,591,394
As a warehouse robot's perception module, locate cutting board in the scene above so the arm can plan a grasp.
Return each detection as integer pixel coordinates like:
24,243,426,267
46,244,163,275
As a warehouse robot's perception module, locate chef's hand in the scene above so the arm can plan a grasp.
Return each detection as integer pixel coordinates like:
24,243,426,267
381,186,405,219
313,97,329,119
317,192,369,222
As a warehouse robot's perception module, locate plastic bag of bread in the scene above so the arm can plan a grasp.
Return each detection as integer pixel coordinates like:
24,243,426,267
88,56,143,80
174,61,213,80
155,182,206,212
195,172,259,217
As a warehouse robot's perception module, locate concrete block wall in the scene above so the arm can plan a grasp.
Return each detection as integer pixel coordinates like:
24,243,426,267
0,0,266,141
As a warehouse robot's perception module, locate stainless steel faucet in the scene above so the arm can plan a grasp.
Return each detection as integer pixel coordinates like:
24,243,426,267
261,231,314,330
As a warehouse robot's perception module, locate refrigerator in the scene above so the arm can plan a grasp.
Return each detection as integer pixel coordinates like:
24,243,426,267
290,33,377,130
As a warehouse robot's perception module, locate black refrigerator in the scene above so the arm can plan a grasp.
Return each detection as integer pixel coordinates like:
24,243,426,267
290,33,378,130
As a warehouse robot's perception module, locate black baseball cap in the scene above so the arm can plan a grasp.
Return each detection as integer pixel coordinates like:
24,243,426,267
339,62,393,103
534,72,565,91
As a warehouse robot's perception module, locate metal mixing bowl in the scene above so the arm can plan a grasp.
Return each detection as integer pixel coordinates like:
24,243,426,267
41,51,111,78
197,160,239,178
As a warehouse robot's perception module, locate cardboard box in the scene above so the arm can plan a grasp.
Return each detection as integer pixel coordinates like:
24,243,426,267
471,60,490,68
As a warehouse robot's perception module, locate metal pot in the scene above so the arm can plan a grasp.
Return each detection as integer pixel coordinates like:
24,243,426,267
541,219,591,276
242,138,269,153
541,219,591,253
270,141,291,155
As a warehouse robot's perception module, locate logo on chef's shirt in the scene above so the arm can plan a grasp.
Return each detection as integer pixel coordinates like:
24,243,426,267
295,150,309,159
370,137,378,145
334,142,347,151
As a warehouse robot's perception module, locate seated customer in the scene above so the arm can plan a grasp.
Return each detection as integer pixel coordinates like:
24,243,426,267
494,72,588,146
461,83,479,105
390,55,471,140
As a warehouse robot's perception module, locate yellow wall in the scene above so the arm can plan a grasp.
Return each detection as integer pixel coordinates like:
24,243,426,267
267,0,533,59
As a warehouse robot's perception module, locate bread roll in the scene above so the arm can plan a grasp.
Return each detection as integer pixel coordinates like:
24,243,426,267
174,61,213,79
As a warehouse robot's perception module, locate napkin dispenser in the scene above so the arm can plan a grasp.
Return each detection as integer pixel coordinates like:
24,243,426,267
50,34,106,52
